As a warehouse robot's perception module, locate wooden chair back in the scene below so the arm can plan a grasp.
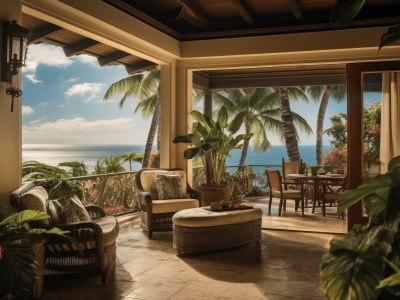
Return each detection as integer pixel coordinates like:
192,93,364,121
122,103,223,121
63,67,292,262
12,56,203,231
282,158,302,181
266,170,283,193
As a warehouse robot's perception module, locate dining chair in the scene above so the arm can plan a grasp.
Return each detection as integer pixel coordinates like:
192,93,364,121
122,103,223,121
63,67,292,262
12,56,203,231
266,170,304,216
321,176,347,217
281,158,303,188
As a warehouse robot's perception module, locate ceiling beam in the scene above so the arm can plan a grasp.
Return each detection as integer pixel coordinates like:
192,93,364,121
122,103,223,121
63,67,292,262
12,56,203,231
230,0,255,24
287,0,303,20
177,0,210,27
63,39,99,57
125,60,157,74
29,23,62,44
98,51,131,66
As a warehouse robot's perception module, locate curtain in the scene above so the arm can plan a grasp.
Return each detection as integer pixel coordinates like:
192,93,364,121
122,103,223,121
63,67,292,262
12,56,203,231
380,72,400,173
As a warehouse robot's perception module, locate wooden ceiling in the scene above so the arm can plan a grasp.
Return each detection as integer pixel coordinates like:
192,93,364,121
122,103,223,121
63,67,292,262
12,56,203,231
22,1,397,88
104,0,400,41
22,13,157,75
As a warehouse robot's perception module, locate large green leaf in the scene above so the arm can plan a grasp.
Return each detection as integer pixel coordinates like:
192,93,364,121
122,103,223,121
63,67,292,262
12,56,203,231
320,225,394,300
388,155,400,172
183,147,202,159
339,174,392,214
173,134,194,144
217,106,228,128
330,0,366,22
191,110,214,130
0,210,49,227
377,259,400,296
384,186,400,229
193,122,209,139
227,111,246,134
379,24,400,50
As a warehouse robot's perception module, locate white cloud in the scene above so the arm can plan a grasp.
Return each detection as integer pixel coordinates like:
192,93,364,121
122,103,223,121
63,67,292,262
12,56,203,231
67,77,79,83
22,106,34,115
25,74,42,84
65,82,104,101
24,44,72,74
30,119,41,124
23,117,136,144
73,54,98,66
39,102,48,106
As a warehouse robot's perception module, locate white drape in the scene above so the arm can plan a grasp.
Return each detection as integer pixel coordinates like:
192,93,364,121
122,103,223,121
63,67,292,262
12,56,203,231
380,72,400,173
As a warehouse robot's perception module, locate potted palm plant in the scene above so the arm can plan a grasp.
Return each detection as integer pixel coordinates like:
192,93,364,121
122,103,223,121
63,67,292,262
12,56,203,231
173,106,252,206
0,210,66,299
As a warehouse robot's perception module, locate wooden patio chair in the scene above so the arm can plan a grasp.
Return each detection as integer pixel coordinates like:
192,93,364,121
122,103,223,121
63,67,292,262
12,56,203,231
321,176,347,218
266,170,305,216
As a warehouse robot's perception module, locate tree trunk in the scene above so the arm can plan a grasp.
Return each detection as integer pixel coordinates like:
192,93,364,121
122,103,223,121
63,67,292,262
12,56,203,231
156,115,161,151
239,120,250,170
203,91,213,118
316,86,331,165
142,99,161,168
277,88,301,162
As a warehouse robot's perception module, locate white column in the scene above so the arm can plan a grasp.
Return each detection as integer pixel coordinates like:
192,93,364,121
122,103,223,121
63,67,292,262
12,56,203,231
0,0,22,215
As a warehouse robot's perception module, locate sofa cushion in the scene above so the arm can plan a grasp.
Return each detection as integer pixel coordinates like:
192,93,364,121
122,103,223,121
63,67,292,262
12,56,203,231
150,180,159,200
69,195,92,221
50,197,81,223
20,186,50,224
156,172,186,200
152,198,199,214
140,170,187,196
172,207,262,227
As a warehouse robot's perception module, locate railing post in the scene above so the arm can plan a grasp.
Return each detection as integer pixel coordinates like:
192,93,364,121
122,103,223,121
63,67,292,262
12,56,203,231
244,165,253,194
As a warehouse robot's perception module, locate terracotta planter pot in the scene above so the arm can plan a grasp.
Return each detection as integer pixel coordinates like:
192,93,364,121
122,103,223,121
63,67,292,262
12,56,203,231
198,185,232,206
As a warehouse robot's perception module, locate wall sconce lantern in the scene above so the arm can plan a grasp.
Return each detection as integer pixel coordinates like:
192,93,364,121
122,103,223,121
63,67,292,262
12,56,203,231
1,20,30,112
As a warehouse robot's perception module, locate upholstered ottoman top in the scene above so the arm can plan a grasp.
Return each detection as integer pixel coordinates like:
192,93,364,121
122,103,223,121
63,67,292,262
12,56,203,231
172,207,263,228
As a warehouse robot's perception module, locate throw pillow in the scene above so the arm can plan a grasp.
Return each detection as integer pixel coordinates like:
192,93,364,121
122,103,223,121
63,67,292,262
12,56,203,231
156,172,186,200
20,186,50,224
69,195,92,221
150,180,159,200
49,196,86,224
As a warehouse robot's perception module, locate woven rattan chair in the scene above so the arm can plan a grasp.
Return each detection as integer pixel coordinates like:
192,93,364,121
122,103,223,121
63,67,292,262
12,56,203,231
10,182,119,284
135,168,202,239
321,176,347,217
266,170,304,216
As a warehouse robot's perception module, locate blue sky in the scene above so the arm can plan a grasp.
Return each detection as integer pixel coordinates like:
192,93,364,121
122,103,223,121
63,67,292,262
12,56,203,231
22,43,378,146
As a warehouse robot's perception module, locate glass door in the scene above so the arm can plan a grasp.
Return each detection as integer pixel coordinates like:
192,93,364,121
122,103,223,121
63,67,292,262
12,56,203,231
347,62,400,229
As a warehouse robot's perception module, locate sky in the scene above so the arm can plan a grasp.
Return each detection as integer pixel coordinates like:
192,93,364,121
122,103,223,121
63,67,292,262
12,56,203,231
21,43,379,146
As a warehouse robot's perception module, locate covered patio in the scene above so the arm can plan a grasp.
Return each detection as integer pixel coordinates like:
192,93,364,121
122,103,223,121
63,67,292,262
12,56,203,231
1,1,400,299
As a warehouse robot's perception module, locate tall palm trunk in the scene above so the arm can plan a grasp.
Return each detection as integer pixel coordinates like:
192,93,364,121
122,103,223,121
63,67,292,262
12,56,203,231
142,99,161,168
277,88,301,162
316,86,331,165
239,120,251,170
156,117,161,151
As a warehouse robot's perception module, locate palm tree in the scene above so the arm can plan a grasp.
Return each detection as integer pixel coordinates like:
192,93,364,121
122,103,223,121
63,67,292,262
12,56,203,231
307,85,346,165
213,88,282,167
275,87,312,162
93,156,125,174
104,70,160,168
120,151,143,171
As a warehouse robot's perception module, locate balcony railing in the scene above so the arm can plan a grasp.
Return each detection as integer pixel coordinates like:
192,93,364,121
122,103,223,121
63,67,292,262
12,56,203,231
69,171,139,216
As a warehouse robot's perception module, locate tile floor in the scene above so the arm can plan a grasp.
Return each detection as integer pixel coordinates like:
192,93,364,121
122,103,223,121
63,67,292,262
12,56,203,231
41,210,335,300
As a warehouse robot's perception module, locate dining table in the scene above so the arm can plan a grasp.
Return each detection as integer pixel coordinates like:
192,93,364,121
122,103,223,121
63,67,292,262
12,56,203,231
286,173,346,213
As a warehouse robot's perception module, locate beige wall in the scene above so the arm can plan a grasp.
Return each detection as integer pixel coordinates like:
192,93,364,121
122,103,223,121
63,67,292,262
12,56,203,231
0,0,22,215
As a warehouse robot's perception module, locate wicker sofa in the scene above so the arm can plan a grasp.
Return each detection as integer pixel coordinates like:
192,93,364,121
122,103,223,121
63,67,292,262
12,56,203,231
9,182,119,283
135,168,202,238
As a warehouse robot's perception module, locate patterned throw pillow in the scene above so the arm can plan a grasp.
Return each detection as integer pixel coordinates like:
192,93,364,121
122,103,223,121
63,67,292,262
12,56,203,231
150,180,159,200
49,196,92,224
156,172,186,200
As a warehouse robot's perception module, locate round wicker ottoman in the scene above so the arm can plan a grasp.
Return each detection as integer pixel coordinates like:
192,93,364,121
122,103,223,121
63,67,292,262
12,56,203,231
172,207,262,254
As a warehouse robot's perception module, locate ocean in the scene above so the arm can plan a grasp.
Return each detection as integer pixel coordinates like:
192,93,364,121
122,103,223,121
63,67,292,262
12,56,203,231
22,144,331,175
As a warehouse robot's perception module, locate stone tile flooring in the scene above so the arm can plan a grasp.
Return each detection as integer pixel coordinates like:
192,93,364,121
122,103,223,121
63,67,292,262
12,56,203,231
41,213,334,300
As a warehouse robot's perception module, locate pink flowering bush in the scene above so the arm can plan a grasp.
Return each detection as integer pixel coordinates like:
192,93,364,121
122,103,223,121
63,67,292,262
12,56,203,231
148,151,160,168
323,147,347,167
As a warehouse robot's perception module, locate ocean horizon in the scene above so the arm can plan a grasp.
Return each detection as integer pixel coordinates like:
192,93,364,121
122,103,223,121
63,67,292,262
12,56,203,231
22,144,331,174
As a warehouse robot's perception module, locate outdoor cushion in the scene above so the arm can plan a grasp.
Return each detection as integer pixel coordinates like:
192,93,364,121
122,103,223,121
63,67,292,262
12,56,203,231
140,170,187,196
49,195,92,224
152,198,199,214
20,186,50,224
272,190,301,199
46,216,119,252
156,172,186,200
172,207,263,227
150,180,159,200
69,195,92,221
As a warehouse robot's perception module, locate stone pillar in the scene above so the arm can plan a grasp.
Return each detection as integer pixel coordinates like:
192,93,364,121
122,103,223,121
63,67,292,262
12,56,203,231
203,90,212,118
0,0,22,215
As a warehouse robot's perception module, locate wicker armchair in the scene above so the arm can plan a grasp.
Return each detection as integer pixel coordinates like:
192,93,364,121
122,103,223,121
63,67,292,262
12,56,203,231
10,182,119,284
135,168,202,239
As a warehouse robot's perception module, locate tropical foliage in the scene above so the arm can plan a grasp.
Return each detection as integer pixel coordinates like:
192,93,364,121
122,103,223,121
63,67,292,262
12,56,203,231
120,151,143,171
103,70,160,168
0,210,66,298
320,155,400,300
148,151,160,168
94,156,125,174
173,106,252,186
